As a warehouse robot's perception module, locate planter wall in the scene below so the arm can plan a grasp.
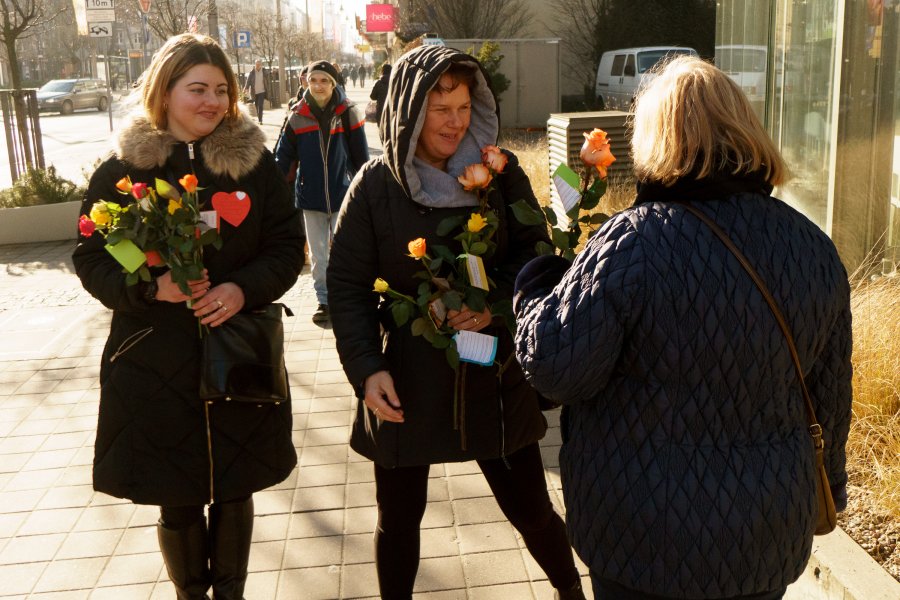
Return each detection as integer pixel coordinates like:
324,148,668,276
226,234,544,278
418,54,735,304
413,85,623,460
0,201,80,245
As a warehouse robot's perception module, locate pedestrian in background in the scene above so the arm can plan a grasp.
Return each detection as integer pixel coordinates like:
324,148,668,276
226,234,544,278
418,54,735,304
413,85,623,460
369,63,391,139
513,55,852,600
275,60,368,324
242,59,268,124
331,61,346,90
74,33,303,600
358,63,367,88
328,45,588,600
350,64,359,88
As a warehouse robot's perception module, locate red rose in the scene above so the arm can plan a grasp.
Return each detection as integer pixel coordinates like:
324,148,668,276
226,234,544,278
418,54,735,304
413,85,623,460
145,250,164,267
78,215,96,237
131,182,149,199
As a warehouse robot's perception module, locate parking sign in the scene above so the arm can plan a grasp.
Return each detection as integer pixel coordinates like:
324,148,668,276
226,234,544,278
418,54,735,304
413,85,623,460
235,31,251,48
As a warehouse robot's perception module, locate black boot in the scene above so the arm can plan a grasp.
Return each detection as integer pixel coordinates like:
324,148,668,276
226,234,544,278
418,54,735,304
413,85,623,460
157,518,211,600
209,496,254,600
555,580,588,600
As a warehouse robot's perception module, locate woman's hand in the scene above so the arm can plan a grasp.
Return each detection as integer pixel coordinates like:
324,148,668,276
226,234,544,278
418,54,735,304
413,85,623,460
447,304,492,333
155,270,210,303
192,282,246,327
364,370,404,423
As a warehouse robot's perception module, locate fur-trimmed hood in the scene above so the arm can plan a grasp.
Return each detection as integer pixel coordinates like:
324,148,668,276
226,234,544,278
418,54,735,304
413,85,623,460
115,110,266,181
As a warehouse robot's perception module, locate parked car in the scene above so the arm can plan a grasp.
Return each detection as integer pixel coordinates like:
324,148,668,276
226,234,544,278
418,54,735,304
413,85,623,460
36,79,110,115
595,46,698,111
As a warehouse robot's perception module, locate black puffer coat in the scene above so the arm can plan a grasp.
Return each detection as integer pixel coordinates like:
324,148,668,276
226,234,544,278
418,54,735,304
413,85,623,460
73,112,303,506
514,175,853,598
328,46,550,467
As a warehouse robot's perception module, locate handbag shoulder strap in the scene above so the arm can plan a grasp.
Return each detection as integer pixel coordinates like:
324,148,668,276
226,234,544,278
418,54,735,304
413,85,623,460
676,201,824,448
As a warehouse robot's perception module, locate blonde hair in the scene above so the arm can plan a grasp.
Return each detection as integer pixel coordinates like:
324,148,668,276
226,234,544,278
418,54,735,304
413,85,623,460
631,55,788,186
137,34,240,130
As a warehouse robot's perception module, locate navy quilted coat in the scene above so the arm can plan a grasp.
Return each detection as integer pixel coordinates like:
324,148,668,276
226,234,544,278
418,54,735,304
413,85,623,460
514,176,852,598
74,113,303,506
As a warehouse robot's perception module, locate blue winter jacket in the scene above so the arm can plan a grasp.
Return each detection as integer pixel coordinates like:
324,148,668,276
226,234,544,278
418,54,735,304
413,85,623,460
274,87,369,214
513,174,852,599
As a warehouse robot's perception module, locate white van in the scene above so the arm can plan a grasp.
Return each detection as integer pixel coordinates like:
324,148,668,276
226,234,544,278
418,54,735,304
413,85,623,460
595,46,698,110
715,45,768,108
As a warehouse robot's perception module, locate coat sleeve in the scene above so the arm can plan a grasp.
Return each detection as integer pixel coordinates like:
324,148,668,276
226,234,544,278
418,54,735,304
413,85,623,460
490,151,551,301
514,212,645,405
223,152,304,309
274,120,298,179
347,106,370,172
807,291,853,512
327,167,390,388
72,159,150,313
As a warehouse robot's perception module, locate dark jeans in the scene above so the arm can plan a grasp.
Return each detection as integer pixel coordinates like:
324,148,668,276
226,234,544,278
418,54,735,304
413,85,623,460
253,93,265,123
590,571,786,600
374,443,580,599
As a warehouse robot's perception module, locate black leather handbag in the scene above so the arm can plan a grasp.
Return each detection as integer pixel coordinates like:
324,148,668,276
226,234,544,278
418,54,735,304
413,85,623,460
199,303,293,405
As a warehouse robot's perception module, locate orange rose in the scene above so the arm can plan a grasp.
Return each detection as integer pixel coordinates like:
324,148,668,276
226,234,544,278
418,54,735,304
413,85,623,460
115,176,133,193
408,238,426,259
580,128,616,178
458,164,492,191
179,173,199,193
481,145,508,174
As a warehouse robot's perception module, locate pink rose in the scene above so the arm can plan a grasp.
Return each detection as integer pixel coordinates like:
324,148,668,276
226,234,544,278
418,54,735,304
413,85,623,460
458,164,493,191
131,182,149,199
481,145,508,174
78,215,96,237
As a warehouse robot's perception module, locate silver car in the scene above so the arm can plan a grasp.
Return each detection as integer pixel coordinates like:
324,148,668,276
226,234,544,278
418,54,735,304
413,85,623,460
36,79,110,115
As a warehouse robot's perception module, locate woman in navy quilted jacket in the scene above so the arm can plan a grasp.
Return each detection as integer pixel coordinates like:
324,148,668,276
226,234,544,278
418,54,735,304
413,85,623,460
513,56,852,600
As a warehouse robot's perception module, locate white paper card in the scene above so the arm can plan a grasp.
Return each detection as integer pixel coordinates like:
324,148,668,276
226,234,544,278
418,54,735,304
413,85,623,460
454,330,498,366
465,254,489,290
551,163,582,231
200,210,218,230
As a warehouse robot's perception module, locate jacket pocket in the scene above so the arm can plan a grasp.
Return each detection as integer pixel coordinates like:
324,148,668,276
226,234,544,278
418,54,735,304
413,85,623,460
109,326,153,363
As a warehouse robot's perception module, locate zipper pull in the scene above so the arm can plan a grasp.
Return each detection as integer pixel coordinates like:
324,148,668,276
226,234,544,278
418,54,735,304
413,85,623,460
187,142,195,160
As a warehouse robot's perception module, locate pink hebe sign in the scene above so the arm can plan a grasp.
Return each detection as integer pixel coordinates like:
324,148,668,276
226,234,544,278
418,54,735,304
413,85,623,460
366,4,395,33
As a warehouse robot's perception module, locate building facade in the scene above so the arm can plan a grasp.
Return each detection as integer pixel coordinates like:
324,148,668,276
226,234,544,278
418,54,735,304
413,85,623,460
717,0,900,273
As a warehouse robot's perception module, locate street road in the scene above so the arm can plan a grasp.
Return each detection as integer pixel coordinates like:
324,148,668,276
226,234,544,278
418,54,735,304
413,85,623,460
0,82,379,191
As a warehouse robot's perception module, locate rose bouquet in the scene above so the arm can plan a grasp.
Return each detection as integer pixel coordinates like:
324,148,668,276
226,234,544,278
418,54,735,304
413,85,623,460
78,174,221,294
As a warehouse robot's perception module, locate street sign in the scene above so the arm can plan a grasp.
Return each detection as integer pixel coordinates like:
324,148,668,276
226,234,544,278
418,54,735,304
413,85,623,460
138,0,151,13
234,31,251,48
86,0,114,7
88,22,113,37
87,8,115,21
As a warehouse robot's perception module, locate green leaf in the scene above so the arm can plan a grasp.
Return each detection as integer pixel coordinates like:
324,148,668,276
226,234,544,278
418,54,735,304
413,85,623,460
432,245,456,264
199,229,218,245
411,317,429,337
583,212,610,226
443,290,462,311
469,241,488,255
465,287,487,311
436,215,466,236
428,257,443,272
417,281,431,297
535,241,555,256
543,206,558,227
107,230,124,245
563,248,576,261
550,228,570,250
138,266,151,282
125,271,139,286
510,199,547,225
431,334,451,349
392,301,411,327
446,346,459,370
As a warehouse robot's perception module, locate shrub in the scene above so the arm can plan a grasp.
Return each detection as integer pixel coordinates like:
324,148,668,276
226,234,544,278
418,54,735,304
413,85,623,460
0,166,84,208
472,41,510,103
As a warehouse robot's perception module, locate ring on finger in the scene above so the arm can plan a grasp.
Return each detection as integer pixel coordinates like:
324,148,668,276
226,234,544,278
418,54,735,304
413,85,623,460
473,316,479,325
373,407,381,417
216,300,223,308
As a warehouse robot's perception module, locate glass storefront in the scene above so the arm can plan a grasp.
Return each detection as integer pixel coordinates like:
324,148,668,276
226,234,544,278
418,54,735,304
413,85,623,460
717,0,900,273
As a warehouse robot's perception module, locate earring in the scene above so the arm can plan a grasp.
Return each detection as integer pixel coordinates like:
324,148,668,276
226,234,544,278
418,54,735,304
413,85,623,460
163,103,168,111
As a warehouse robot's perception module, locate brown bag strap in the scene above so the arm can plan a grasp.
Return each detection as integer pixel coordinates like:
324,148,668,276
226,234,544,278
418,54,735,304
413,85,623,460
676,202,824,450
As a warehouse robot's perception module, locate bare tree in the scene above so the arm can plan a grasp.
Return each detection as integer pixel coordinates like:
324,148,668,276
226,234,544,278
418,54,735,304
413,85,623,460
0,0,62,89
404,0,533,39
147,0,207,39
249,8,278,68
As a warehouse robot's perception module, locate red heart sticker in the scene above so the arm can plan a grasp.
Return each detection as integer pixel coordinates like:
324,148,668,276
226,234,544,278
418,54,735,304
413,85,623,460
211,191,251,228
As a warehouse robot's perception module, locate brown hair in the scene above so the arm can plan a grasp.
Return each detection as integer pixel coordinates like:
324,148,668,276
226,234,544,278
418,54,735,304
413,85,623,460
137,33,240,130
434,62,478,94
631,55,788,186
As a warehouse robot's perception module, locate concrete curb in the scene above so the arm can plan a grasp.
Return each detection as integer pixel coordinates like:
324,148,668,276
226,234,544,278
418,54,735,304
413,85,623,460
0,200,79,245
787,526,900,599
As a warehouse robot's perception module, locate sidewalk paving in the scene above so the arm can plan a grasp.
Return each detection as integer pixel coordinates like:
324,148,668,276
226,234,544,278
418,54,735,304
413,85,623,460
0,240,588,599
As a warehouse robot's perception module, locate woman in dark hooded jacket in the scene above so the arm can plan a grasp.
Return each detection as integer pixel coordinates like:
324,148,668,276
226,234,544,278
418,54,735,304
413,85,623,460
328,46,587,599
513,56,852,599
73,34,303,600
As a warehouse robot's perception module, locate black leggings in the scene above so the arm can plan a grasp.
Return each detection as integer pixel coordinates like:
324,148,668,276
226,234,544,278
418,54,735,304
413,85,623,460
374,443,580,599
159,495,252,529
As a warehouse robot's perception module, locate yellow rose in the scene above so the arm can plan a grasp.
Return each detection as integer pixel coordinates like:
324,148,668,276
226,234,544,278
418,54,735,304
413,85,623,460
373,278,390,293
167,198,183,215
89,202,111,226
467,213,487,233
457,164,492,191
580,128,616,178
408,237,427,259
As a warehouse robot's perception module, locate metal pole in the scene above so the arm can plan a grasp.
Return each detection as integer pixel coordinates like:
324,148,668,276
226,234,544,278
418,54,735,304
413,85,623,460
141,13,148,74
105,40,113,132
